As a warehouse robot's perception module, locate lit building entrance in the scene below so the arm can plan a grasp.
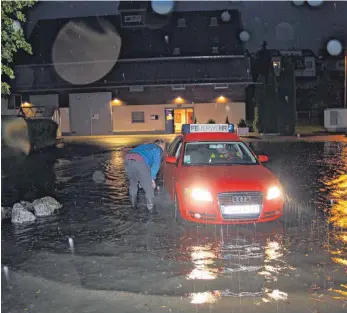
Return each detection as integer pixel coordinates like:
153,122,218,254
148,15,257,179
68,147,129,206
173,108,194,133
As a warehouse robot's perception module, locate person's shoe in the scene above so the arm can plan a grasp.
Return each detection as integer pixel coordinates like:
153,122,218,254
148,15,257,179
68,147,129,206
147,203,157,214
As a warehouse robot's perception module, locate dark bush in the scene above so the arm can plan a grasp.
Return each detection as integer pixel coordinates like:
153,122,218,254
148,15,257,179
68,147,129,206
237,119,247,127
26,119,58,151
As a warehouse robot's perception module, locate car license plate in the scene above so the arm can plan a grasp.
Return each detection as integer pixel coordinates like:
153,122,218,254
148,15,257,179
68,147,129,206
221,205,260,215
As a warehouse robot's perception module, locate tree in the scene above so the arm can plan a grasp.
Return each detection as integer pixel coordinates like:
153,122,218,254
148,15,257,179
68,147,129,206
278,57,297,135
308,69,343,109
1,0,36,95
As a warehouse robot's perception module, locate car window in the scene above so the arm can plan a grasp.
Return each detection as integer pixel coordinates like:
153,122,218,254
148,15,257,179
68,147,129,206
183,141,258,165
169,137,182,157
167,136,180,156
175,142,182,158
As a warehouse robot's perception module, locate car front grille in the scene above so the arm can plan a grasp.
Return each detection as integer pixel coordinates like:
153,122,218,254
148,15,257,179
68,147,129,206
217,192,264,220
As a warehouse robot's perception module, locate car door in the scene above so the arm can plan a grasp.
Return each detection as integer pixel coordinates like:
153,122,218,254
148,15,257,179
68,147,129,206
171,140,183,192
163,136,182,195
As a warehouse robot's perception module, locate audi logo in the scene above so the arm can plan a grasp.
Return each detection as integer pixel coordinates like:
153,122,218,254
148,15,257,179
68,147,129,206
231,196,251,203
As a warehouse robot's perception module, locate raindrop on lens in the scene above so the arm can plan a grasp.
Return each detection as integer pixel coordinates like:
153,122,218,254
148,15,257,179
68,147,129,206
239,30,250,42
327,39,342,56
92,170,105,184
68,237,75,253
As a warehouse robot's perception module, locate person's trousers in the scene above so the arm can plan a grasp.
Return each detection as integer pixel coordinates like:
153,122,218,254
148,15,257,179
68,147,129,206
124,159,154,207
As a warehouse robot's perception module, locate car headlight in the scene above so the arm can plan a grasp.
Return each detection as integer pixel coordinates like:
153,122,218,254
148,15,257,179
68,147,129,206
191,189,213,202
267,186,281,200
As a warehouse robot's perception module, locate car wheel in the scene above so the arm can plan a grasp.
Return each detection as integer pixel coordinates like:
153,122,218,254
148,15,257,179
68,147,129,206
174,192,182,222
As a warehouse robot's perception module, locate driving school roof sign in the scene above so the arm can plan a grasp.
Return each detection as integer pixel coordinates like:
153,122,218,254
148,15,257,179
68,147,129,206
182,124,235,134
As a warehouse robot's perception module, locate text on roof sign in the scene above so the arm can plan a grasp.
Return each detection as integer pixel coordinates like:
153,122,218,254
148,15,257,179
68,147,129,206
190,124,229,133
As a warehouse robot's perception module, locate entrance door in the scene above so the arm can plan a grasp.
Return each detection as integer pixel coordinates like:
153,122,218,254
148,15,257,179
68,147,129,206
173,108,194,133
165,108,174,134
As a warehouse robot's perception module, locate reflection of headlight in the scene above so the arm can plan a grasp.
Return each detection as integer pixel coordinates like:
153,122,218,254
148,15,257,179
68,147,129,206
267,186,281,200
191,189,213,202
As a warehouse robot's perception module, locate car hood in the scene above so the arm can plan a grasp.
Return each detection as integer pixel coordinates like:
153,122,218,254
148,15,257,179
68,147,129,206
177,165,279,192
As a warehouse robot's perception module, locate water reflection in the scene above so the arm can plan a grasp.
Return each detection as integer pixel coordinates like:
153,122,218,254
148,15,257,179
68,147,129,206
182,223,291,304
324,144,347,301
186,245,218,280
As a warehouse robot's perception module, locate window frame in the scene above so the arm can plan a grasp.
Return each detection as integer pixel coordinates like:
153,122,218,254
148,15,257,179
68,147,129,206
131,111,145,123
182,141,259,166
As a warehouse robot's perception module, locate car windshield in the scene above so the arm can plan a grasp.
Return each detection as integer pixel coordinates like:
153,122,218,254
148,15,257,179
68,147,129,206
183,141,258,165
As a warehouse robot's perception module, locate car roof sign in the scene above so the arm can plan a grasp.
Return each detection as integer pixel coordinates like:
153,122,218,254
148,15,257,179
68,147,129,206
182,124,235,134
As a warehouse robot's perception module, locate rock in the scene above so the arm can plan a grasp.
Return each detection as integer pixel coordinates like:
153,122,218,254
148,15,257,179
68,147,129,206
11,203,37,224
20,201,34,212
32,196,62,217
1,207,12,220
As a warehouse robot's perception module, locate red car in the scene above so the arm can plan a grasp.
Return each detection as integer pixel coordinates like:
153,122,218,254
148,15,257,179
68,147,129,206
163,124,284,224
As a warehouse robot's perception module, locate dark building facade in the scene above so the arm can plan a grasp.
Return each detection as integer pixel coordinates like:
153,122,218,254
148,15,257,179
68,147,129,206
13,2,252,103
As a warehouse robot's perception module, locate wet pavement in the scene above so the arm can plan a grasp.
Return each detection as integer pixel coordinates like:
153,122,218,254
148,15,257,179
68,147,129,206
1,137,347,313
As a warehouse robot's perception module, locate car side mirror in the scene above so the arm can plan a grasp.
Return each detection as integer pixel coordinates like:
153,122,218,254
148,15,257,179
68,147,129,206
258,155,269,163
165,156,177,164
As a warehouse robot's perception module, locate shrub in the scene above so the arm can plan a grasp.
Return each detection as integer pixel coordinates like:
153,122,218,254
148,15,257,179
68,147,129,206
253,109,260,133
225,116,230,124
207,119,216,124
26,119,58,151
194,117,197,124
237,119,247,127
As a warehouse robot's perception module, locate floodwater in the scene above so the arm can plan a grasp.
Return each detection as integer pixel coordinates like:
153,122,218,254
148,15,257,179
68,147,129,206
1,138,347,313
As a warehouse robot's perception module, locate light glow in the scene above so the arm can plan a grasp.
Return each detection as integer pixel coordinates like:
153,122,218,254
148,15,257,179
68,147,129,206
267,186,281,200
191,189,213,202
174,96,184,104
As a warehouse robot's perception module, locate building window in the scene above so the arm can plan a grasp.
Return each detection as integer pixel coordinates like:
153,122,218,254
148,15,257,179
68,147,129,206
209,17,218,27
131,111,145,123
177,18,186,27
173,47,181,55
272,60,281,69
305,60,314,69
212,46,219,54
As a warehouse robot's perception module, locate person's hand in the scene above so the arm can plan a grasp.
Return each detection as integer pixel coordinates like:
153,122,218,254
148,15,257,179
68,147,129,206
152,180,156,189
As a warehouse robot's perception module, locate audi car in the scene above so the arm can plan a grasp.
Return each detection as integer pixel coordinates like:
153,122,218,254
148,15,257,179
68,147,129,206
162,124,284,224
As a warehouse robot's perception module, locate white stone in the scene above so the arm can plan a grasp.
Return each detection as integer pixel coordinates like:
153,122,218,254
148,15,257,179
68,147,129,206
33,196,62,217
11,203,36,224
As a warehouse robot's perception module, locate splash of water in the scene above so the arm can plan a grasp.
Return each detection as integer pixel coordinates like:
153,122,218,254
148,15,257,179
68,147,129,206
3,265,10,284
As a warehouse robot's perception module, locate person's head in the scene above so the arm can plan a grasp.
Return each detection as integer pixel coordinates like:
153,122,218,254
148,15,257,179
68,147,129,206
154,139,166,151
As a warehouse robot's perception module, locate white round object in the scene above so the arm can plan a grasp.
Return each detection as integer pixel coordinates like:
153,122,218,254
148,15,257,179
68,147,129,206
12,20,22,32
52,18,121,85
151,0,174,15
92,170,105,184
221,11,231,22
275,22,294,42
307,0,324,7
292,0,304,6
239,30,250,42
327,39,342,56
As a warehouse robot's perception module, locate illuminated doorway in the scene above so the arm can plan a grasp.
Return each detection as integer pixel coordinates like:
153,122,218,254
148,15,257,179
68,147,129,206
173,108,194,133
